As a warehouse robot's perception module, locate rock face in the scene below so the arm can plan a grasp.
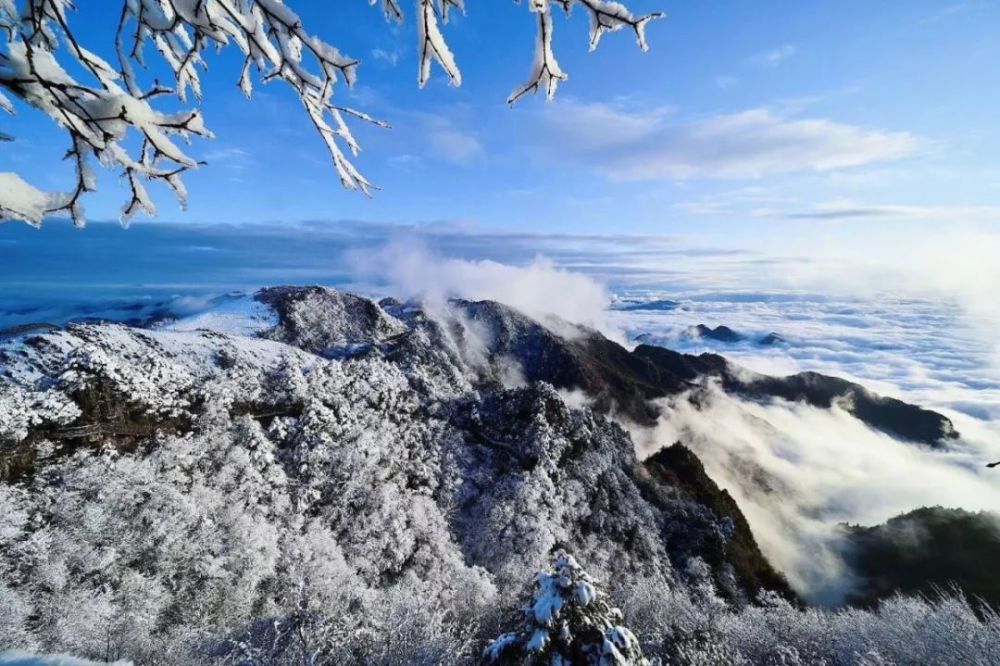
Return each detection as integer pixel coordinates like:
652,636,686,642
758,332,787,346
362,290,954,445
357,288,957,445
258,286,408,356
643,444,796,603
726,370,957,447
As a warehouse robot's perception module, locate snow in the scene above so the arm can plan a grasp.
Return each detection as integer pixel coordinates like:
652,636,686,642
0,289,682,662
0,384,80,443
482,632,517,660
418,0,463,88
161,295,278,336
484,550,650,663
526,628,549,652
0,174,65,227
0,653,131,666
507,0,662,103
531,573,565,623
574,580,596,605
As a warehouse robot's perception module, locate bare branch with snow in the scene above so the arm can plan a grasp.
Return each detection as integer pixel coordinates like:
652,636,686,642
0,0,662,227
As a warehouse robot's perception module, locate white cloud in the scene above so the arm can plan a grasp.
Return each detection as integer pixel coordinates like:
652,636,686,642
539,101,918,181
201,146,253,169
628,384,1000,604
371,48,401,66
348,242,615,333
414,115,485,166
427,126,485,166
921,1,992,24
749,44,797,67
759,225,1000,369
714,75,739,89
540,101,673,154
672,200,725,216
385,108,484,167
786,200,1000,222
388,153,422,170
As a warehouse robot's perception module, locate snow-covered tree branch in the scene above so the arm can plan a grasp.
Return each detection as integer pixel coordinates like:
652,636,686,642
0,0,663,227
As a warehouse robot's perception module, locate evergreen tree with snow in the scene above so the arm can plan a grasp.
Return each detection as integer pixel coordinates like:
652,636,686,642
483,551,648,666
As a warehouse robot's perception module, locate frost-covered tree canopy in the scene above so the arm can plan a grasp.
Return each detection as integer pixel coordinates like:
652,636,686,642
483,551,649,665
0,0,663,226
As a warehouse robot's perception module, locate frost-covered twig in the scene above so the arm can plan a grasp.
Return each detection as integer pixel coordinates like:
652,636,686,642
0,0,662,227
0,5,212,226
509,0,664,104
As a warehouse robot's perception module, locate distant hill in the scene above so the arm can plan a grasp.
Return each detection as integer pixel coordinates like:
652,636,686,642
614,299,681,311
845,507,1000,612
690,324,744,343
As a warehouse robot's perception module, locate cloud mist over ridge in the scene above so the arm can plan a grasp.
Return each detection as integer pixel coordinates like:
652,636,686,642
346,242,616,335
340,238,1000,606
626,383,1000,604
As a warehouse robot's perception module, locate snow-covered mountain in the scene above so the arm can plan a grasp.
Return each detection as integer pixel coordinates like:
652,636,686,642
1,286,997,664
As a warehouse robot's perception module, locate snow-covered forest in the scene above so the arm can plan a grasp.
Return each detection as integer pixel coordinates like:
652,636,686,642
1,287,998,664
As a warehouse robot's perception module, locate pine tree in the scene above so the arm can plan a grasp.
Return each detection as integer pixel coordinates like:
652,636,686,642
483,551,648,666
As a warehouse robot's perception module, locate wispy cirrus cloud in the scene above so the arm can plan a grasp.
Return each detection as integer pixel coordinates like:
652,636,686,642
714,74,740,89
920,1,992,24
201,146,254,170
371,47,401,67
425,122,485,166
786,201,1000,222
395,112,485,167
537,101,919,181
749,43,798,67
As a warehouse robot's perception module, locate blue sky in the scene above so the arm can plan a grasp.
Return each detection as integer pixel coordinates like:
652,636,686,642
2,0,999,238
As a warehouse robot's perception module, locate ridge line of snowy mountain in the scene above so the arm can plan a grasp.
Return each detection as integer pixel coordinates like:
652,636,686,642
1,285,991,665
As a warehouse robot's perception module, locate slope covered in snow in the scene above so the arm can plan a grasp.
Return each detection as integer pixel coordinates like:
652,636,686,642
0,286,996,664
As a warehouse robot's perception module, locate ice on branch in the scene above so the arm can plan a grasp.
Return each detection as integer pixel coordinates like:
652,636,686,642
509,0,664,104
0,0,662,227
0,172,69,225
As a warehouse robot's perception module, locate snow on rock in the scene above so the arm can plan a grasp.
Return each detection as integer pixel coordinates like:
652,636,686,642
0,289,713,662
161,293,278,337
0,285,764,661
0,382,80,443
257,286,407,357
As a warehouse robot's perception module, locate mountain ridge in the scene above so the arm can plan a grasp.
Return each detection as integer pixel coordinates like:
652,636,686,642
252,287,956,446
0,284,990,663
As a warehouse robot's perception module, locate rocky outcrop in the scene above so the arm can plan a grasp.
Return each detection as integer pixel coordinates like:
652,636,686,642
643,444,797,603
